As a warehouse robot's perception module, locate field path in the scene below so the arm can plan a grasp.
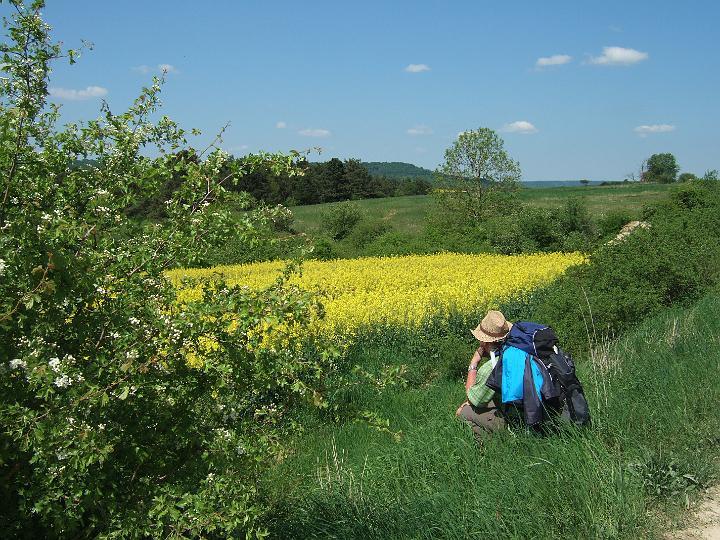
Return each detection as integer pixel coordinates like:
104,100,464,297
668,485,720,539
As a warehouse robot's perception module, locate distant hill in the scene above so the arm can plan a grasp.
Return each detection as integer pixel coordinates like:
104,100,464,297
523,180,604,188
363,162,435,180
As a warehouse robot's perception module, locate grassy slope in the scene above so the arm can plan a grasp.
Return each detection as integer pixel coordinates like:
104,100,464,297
264,289,720,539
292,184,669,234
289,183,672,236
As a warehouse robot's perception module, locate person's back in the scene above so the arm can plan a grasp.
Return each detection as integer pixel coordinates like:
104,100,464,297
457,312,590,435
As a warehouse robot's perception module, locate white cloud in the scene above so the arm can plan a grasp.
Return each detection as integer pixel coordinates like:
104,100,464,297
158,63,178,74
276,121,287,129
49,86,108,101
404,63,430,73
634,124,675,137
536,54,572,68
501,120,538,134
227,144,250,153
298,128,331,138
407,125,433,136
133,64,178,74
589,46,648,66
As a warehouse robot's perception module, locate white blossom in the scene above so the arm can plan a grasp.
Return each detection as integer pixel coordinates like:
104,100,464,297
9,358,27,370
49,357,61,372
129,317,140,325
54,374,72,388
0,258,6,275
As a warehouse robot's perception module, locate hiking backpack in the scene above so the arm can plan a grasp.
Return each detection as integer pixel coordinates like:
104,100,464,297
505,321,591,427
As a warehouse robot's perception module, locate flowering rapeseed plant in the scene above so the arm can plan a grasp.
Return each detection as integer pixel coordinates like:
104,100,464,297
169,252,585,339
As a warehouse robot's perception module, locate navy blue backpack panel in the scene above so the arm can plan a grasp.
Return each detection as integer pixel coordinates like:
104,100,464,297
506,321,558,361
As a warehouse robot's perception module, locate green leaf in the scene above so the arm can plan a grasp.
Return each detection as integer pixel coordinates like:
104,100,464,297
118,387,130,400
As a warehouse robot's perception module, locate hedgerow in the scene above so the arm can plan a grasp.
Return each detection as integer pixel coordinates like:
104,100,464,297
527,180,720,355
0,2,335,537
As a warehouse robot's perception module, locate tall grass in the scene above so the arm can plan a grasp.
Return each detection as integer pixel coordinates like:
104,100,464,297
262,289,720,539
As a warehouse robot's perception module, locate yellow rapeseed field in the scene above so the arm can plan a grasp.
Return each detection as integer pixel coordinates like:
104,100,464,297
168,252,584,339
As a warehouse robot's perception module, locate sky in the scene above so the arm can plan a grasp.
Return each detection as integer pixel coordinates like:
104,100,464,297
12,0,720,180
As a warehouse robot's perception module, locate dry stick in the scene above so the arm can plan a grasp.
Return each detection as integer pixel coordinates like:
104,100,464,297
197,122,230,160
189,170,235,213
126,168,237,279
74,224,97,257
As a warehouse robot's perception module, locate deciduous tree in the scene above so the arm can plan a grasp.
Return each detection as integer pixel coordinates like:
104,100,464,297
436,128,521,222
643,153,679,183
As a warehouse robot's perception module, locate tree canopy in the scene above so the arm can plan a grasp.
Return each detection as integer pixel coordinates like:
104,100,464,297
436,128,521,222
643,153,679,183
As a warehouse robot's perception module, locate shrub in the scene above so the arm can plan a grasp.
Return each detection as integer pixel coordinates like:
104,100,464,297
517,206,562,251
0,5,334,537
261,203,295,232
485,215,535,254
598,209,633,237
528,181,720,356
347,219,392,249
557,196,596,237
362,231,428,257
311,236,338,260
320,201,364,240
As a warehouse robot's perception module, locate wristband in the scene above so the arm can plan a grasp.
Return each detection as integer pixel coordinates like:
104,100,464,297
468,366,478,372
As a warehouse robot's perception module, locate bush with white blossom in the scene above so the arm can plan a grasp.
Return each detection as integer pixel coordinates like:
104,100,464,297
0,1,335,537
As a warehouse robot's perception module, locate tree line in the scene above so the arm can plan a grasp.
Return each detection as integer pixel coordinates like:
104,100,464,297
229,157,432,206
640,152,717,183
125,156,433,219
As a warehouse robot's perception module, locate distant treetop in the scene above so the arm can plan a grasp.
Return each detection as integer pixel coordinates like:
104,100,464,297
363,162,434,179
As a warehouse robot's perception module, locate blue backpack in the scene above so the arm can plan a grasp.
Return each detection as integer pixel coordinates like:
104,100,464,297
504,321,591,427
505,321,558,360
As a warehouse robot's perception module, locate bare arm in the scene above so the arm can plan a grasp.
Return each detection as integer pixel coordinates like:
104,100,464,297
464,346,484,392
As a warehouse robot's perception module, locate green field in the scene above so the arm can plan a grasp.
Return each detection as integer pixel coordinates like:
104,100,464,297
289,183,672,236
262,287,720,539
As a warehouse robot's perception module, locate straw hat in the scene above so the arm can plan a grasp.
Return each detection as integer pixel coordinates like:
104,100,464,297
471,310,513,342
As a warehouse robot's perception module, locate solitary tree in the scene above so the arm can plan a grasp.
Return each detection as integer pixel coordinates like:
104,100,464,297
580,179,590,187
437,128,521,222
642,153,679,183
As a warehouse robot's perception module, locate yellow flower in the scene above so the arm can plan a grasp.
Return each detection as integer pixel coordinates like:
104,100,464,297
168,252,584,341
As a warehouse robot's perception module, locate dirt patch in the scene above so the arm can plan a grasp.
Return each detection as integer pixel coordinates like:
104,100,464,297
667,485,720,539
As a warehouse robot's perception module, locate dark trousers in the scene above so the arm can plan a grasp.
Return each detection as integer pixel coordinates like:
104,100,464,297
457,400,506,436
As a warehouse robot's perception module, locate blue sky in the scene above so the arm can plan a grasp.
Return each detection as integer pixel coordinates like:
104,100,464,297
22,1,720,180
